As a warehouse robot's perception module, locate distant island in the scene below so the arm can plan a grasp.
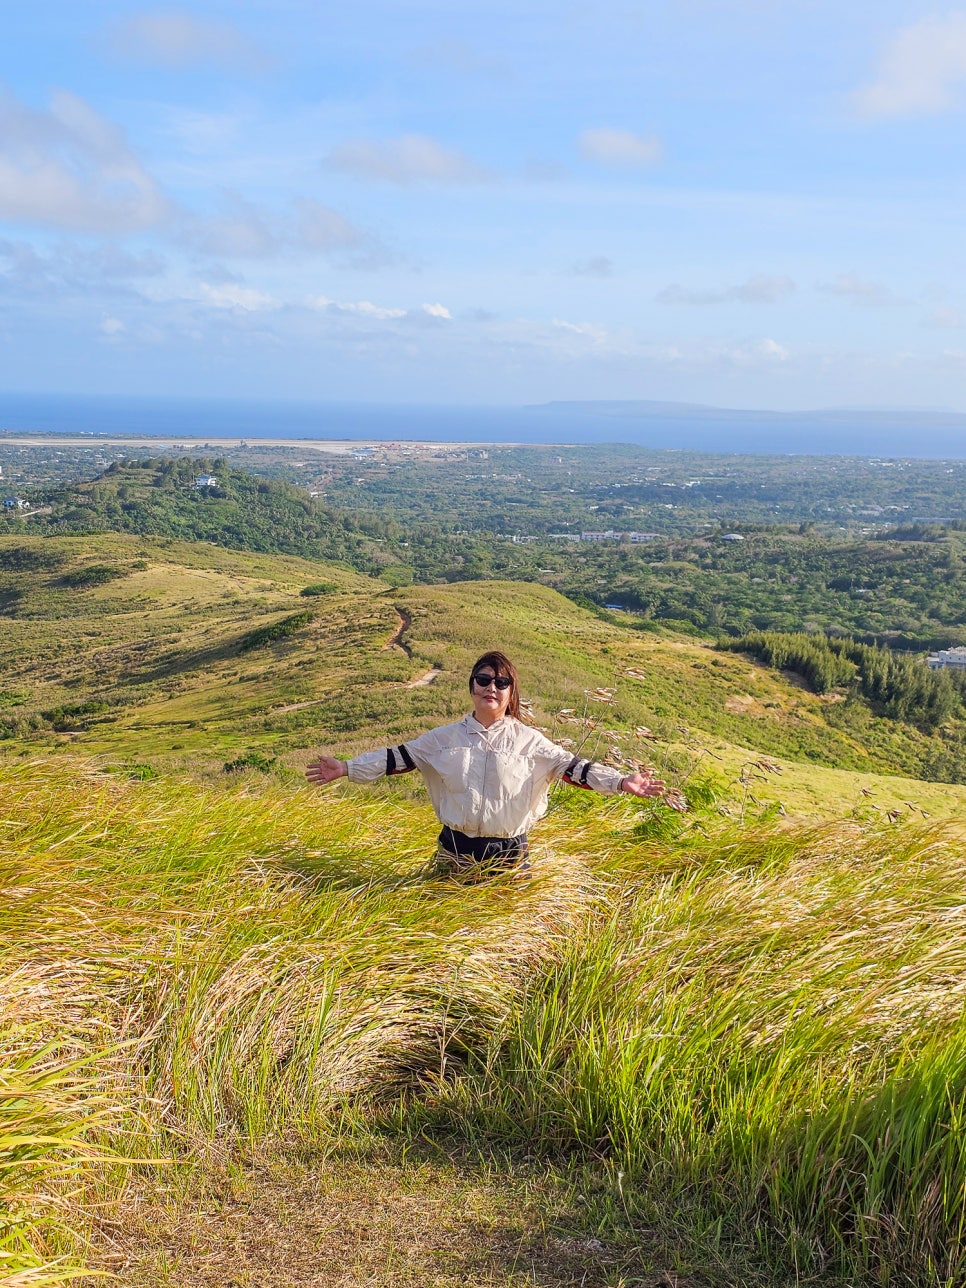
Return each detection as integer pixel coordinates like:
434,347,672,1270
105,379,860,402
4,392,966,457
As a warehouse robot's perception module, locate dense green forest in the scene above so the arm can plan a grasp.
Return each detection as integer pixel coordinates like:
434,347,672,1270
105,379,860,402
8,449,966,649
9,456,399,574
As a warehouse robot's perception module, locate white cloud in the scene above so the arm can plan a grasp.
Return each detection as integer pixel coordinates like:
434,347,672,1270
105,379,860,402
758,338,789,362
326,134,491,185
925,304,965,329
199,282,277,311
183,194,380,264
572,256,614,278
0,87,169,232
99,317,125,335
0,238,164,294
185,193,277,258
422,302,451,319
577,128,662,167
657,274,795,305
109,10,271,72
853,14,966,119
819,274,897,307
552,317,608,342
309,294,406,320
295,200,365,252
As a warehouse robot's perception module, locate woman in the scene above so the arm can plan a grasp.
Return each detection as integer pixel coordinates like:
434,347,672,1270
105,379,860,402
305,650,668,875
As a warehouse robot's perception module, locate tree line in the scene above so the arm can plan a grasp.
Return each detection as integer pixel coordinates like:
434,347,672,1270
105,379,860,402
719,631,961,732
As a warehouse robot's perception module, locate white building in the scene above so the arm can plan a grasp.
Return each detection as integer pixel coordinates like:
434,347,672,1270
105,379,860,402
927,647,966,670
193,475,218,489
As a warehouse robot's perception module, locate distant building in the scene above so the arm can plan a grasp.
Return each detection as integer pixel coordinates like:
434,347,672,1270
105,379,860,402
627,532,661,542
927,647,966,670
721,533,745,541
193,475,218,489
2,497,29,510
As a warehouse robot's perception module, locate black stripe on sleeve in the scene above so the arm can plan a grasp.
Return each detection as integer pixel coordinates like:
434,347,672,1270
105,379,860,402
562,756,594,790
386,748,394,776
398,743,416,772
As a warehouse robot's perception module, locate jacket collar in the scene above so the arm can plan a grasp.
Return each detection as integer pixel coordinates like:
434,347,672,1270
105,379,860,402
465,712,510,734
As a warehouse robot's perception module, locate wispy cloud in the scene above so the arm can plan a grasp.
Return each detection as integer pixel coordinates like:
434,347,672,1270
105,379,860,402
552,317,609,342
326,134,492,185
108,10,272,73
925,304,965,330
182,193,385,265
408,39,512,83
818,274,898,307
308,294,406,320
306,296,453,325
657,274,795,305
0,86,169,233
572,256,613,278
853,14,966,119
577,128,662,167
295,199,367,253
199,282,277,311
0,238,164,292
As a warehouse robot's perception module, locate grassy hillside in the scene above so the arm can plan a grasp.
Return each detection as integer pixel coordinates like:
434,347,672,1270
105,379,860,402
6,531,966,1284
0,532,964,822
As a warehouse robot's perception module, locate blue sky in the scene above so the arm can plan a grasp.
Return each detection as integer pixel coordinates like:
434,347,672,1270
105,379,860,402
3,1,966,410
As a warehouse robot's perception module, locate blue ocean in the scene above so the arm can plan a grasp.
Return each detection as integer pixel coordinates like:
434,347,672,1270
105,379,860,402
3,392,966,458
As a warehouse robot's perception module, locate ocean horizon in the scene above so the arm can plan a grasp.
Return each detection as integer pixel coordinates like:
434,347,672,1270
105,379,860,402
4,392,966,459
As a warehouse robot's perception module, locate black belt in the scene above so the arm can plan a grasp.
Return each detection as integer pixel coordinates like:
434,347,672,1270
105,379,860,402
438,826,529,864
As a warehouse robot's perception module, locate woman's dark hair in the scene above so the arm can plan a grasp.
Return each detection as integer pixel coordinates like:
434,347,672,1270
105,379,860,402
469,651,521,719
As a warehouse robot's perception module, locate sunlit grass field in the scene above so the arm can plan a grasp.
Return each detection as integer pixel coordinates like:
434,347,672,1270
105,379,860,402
4,755,966,1286
6,531,966,1283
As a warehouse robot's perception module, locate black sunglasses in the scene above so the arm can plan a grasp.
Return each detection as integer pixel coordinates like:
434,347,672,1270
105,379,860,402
472,672,513,690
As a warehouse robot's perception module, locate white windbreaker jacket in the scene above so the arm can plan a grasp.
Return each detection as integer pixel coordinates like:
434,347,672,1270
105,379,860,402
346,713,625,838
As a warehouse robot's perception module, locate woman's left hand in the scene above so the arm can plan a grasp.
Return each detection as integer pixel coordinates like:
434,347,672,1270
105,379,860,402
620,771,666,798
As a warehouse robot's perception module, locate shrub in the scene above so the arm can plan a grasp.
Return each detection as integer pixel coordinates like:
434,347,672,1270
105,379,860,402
39,700,112,732
60,564,124,589
223,750,278,773
239,611,314,652
0,545,64,572
300,583,338,597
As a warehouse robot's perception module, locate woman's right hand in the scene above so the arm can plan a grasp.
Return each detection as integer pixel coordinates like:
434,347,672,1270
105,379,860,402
305,756,348,787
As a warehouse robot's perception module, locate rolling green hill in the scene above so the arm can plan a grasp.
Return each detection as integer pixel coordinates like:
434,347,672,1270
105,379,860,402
1,531,965,821
6,530,966,1285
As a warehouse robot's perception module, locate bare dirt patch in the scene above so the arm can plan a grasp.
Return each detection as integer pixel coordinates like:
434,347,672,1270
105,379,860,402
89,1148,652,1288
725,694,769,718
407,667,441,688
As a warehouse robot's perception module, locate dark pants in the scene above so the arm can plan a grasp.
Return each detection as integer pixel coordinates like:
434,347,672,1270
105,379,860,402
436,826,530,877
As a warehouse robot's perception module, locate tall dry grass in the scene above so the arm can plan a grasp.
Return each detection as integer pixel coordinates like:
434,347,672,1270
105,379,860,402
3,757,966,1283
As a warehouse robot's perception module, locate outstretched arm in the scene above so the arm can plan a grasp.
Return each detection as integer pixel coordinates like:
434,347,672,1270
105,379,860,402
536,736,680,807
305,755,348,787
306,735,432,788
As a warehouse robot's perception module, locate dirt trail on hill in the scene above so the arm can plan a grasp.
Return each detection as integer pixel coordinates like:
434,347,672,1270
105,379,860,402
407,666,440,687
384,607,413,658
